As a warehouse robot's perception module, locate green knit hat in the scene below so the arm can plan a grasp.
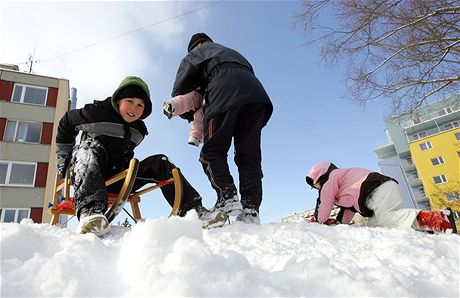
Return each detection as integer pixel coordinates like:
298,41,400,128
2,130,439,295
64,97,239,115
112,76,152,119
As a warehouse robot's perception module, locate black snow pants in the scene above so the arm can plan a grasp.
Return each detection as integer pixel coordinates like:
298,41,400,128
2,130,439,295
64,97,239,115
70,138,202,219
199,103,268,211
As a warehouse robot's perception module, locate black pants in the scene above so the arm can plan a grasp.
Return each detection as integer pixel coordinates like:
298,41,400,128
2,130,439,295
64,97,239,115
200,103,268,211
70,139,202,219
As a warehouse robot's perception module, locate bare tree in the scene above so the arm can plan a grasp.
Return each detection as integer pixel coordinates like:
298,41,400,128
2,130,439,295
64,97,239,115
296,0,460,115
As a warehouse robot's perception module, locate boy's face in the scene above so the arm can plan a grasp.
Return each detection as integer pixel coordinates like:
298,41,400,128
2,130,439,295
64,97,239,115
117,97,145,122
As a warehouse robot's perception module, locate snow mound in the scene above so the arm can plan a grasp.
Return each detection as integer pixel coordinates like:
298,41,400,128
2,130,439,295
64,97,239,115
1,213,459,297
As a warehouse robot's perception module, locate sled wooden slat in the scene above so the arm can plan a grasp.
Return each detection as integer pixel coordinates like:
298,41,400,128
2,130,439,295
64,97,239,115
48,158,183,225
170,167,182,217
105,159,139,223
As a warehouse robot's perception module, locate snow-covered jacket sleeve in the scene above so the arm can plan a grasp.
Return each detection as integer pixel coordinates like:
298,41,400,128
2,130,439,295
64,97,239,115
55,104,96,155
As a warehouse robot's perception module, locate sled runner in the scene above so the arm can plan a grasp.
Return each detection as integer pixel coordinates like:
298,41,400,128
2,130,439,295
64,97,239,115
48,158,183,225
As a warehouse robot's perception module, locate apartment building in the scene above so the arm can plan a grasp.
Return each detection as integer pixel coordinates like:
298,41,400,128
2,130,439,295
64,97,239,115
374,95,460,221
0,64,69,223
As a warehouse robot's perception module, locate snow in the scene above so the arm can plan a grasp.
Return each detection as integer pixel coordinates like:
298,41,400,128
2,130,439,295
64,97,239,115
1,213,459,297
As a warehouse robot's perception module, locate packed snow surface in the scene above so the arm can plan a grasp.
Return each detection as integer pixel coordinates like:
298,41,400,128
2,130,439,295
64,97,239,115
1,213,459,297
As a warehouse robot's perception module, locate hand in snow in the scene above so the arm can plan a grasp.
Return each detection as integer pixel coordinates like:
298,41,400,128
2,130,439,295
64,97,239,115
323,218,338,226
56,152,71,179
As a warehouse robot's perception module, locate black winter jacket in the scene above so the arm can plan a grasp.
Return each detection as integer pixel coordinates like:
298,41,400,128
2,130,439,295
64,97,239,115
56,97,148,174
172,41,273,124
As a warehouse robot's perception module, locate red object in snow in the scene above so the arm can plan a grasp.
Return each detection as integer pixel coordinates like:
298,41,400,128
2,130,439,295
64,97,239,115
416,210,452,232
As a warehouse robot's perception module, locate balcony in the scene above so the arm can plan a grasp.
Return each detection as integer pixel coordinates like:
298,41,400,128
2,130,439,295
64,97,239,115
416,195,429,203
409,177,423,187
402,162,416,172
407,120,460,143
374,141,397,159
401,105,459,129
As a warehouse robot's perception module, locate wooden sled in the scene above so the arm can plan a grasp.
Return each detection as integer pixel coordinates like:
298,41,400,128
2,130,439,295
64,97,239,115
48,158,183,225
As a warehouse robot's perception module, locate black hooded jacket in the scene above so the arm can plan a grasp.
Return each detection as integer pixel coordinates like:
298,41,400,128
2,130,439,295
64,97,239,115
56,97,148,174
172,41,273,124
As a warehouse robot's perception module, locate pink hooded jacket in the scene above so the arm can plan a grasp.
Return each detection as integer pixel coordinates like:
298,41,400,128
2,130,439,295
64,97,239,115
306,161,372,224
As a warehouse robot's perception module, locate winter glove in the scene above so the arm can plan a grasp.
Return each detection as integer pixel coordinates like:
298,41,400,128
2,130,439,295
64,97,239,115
308,217,316,223
323,218,339,226
56,152,71,179
162,101,175,119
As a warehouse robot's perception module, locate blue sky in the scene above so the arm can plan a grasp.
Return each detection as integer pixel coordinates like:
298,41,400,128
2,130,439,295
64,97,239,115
1,1,391,223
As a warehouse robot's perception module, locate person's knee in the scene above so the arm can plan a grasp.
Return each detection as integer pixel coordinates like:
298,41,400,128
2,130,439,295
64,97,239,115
141,154,174,178
143,154,171,165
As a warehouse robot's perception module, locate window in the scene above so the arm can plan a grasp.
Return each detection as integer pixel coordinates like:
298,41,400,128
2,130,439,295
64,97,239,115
433,174,447,185
4,120,42,143
412,117,421,125
431,156,445,166
0,208,29,223
413,131,427,140
11,84,47,105
455,132,460,141
419,141,433,151
446,192,460,202
412,172,419,179
457,151,460,158
0,161,36,186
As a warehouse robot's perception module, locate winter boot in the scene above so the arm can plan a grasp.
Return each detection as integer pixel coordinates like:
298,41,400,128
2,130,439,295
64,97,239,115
196,206,228,229
77,205,109,236
78,214,109,236
162,101,175,119
235,208,260,224
212,188,243,217
416,209,456,234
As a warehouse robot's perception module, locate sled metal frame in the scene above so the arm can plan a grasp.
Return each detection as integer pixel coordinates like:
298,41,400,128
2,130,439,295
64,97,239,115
49,158,183,225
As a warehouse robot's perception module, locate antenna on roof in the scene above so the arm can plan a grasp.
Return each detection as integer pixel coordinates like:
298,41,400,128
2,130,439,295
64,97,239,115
26,36,39,73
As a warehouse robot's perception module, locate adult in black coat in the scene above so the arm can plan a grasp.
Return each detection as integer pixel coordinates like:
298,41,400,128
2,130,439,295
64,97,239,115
171,33,273,224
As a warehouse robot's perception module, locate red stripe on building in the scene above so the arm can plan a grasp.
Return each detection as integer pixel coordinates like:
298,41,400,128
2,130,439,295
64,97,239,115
30,207,43,223
35,162,48,187
0,80,14,101
0,118,6,140
41,122,53,144
46,87,58,107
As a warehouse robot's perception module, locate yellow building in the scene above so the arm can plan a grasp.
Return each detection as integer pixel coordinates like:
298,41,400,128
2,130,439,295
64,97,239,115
410,128,460,212
375,94,460,230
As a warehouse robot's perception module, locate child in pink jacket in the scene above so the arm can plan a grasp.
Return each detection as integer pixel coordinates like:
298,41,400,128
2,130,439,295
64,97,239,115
163,90,203,147
305,161,456,233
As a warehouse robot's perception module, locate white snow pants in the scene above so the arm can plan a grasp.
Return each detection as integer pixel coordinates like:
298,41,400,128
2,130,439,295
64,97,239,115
366,181,419,229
